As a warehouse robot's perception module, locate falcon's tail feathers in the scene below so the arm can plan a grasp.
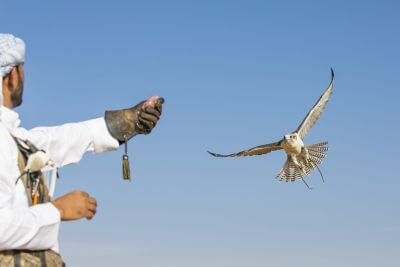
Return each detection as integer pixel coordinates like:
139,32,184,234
306,142,328,183
276,156,308,182
306,142,328,166
276,141,328,184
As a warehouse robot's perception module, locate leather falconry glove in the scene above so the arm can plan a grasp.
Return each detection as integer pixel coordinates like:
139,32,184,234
104,96,164,180
105,96,164,142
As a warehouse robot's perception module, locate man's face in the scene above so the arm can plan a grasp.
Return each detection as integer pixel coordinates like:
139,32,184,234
9,64,24,107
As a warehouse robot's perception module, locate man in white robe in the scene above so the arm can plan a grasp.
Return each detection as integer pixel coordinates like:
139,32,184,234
0,33,163,265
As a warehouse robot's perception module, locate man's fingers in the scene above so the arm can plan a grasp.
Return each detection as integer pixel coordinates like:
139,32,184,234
88,197,97,206
157,97,165,105
134,97,163,134
144,107,161,118
138,117,155,130
88,203,97,214
86,210,95,220
140,112,158,124
156,105,162,114
86,200,97,220
155,99,163,114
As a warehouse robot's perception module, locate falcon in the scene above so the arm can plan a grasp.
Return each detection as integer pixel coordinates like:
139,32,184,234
208,69,335,189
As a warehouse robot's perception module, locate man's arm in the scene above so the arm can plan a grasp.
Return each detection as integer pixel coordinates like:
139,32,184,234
12,118,119,167
11,97,164,168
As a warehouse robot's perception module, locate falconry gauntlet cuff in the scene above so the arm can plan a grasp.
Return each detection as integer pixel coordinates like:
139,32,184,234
105,101,147,142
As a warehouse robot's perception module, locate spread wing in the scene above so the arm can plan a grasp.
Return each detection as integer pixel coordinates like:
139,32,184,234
208,141,282,158
295,68,335,140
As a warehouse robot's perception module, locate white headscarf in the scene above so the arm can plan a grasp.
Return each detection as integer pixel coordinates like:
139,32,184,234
0,33,26,109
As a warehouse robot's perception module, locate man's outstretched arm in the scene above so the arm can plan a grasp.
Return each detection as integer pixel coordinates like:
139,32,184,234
13,117,119,167
11,97,164,168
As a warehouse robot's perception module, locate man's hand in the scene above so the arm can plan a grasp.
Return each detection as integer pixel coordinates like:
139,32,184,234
105,96,164,142
138,96,163,134
51,191,97,221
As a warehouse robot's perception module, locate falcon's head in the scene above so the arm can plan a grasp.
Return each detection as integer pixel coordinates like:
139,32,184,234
283,133,299,144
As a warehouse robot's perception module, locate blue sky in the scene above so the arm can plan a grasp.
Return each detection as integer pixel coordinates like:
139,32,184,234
2,0,400,266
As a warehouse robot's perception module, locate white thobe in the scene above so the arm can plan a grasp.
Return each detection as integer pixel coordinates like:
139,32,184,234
0,106,119,252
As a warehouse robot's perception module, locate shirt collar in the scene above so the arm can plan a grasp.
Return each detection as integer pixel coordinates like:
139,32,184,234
0,105,21,130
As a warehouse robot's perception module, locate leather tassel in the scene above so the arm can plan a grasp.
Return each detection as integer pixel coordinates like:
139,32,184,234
122,154,131,180
122,135,131,181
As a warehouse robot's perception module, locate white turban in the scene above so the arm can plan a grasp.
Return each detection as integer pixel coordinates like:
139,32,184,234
0,33,26,108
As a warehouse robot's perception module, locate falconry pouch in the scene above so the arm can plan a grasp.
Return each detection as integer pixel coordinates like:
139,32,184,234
0,138,65,267
13,137,51,205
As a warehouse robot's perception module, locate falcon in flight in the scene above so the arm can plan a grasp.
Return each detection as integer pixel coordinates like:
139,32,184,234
208,69,335,189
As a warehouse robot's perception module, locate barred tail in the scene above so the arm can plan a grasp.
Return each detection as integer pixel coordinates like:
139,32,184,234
306,141,328,166
305,141,328,183
276,156,307,182
276,142,328,183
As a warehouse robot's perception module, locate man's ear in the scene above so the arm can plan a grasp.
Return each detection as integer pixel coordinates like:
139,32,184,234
7,66,20,91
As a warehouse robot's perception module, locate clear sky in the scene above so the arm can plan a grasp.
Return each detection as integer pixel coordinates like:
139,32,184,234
2,0,400,266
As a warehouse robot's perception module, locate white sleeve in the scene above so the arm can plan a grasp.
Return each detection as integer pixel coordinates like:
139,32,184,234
0,150,61,251
13,117,119,167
